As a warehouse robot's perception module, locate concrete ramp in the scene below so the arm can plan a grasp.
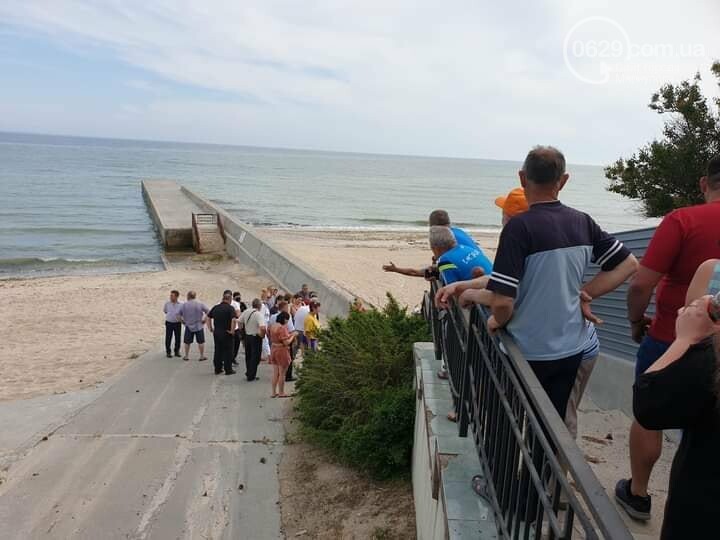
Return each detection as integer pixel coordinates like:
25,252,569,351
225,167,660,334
0,347,285,539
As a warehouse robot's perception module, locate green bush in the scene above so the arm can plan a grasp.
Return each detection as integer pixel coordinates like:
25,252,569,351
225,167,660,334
295,294,430,479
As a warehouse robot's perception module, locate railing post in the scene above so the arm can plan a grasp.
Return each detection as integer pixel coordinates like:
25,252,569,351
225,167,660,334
457,306,479,438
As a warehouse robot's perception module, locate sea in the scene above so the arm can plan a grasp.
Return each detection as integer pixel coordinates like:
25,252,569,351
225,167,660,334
0,131,656,279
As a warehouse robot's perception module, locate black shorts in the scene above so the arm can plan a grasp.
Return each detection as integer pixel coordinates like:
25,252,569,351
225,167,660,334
184,328,205,344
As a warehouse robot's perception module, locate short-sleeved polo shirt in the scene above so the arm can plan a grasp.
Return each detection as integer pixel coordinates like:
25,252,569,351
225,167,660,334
487,201,630,361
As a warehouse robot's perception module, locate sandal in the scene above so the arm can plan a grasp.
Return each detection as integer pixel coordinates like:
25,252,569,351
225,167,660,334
271,394,278,398
471,475,486,497
183,357,189,361
198,357,208,362
277,394,291,398
447,411,458,423
437,369,449,380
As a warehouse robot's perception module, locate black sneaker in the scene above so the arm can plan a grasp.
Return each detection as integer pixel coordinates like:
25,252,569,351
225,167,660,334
166,353,172,358
615,478,651,521
225,370,236,375
215,370,223,375
174,352,181,357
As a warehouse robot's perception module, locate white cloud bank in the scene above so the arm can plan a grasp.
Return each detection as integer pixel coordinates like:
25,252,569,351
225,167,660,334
0,0,718,163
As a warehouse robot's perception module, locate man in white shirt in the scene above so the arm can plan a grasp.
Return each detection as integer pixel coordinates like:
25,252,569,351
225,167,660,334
231,291,247,365
163,290,183,358
224,290,243,366
239,298,267,381
293,301,311,352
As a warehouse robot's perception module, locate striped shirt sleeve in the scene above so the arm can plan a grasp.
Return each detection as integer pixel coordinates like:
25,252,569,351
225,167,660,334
590,218,631,271
486,218,529,298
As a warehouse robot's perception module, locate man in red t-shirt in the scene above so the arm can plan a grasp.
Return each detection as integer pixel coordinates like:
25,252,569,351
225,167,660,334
615,155,720,521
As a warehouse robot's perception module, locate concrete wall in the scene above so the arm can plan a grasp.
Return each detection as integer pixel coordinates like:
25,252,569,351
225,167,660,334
180,186,355,320
586,353,635,417
413,343,498,540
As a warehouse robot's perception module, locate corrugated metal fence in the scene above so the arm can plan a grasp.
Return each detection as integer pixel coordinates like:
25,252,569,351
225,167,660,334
583,227,656,363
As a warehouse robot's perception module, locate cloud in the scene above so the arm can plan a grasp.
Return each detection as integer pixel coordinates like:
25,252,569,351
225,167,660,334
0,0,718,162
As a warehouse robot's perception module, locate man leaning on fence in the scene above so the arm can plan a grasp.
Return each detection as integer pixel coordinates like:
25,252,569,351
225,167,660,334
486,146,638,420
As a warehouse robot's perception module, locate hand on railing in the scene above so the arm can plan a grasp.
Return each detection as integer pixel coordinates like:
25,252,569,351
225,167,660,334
435,282,460,309
486,315,502,335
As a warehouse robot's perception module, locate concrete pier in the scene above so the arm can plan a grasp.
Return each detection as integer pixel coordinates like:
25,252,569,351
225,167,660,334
141,180,205,249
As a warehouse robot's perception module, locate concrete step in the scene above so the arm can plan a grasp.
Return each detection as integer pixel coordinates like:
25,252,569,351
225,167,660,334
196,227,225,254
192,212,224,254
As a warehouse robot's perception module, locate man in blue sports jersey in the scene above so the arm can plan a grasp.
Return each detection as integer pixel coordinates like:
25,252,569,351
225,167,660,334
382,209,492,279
430,226,492,283
487,146,638,419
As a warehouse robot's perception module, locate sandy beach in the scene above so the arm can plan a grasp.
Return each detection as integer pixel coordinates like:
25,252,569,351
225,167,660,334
261,228,500,309
2,229,497,402
1,254,270,402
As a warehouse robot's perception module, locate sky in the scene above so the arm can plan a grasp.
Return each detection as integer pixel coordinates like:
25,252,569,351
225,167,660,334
0,1,718,164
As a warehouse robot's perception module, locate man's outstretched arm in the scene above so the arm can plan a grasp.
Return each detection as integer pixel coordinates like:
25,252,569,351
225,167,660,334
382,261,426,277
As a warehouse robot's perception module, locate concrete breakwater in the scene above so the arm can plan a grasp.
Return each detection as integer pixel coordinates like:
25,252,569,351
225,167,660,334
141,179,356,320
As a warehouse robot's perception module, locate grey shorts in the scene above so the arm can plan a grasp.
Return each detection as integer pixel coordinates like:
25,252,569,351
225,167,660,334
184,328,205,344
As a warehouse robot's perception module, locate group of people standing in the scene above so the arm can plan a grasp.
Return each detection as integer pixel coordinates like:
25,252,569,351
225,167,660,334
385,145,720,539
162,284,323,398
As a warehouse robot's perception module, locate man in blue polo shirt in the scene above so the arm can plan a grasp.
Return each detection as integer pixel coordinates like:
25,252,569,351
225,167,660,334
430,226,492,284
382,209,492,278
487,146,638,418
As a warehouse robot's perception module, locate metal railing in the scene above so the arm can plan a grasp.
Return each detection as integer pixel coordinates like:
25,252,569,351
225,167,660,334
424,281,632,540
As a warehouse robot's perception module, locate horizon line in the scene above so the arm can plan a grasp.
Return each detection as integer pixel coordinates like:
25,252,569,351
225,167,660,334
0,129,606,168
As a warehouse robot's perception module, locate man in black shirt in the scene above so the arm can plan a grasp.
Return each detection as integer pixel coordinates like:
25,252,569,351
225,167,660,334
207,292,238,375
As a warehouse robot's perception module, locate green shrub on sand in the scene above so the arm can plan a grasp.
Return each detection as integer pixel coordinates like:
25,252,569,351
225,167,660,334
295,294,430,479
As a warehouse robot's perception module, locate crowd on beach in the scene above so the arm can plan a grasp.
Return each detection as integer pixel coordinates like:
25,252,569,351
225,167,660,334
162,284,322,398
383,145,720,539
